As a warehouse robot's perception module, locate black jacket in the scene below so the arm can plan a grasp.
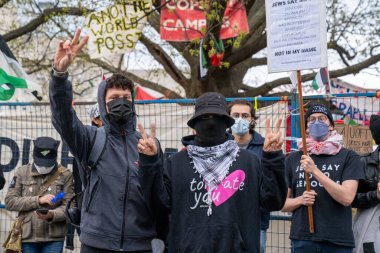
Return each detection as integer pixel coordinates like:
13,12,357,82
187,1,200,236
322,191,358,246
139,136,287,253
49,74,157,251
245,131,270,230
352,146,380,209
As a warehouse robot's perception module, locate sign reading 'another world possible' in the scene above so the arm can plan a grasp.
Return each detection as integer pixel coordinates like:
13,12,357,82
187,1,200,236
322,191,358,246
86,1,151,59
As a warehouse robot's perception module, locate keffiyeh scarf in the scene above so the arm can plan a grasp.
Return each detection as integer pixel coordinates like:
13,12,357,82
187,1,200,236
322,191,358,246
187,140,240,216
297,130,343,155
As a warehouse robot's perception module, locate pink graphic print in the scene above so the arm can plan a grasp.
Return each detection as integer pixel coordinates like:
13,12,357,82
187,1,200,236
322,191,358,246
211,170,246,206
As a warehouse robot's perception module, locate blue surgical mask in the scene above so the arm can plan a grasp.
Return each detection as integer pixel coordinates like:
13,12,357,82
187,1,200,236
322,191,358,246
309,121,329,141
231,118,250,136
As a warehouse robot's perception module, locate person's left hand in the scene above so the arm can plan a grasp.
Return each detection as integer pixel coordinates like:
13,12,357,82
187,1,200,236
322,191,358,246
263,118,284,152
300,155,317,175
35,210,54,220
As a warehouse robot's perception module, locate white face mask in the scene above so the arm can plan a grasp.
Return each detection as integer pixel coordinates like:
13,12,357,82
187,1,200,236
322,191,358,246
231,118,250,136
34,164,55,174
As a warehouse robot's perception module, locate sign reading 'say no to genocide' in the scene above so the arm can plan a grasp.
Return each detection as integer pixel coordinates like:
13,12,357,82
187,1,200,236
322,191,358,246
265,0,328,73
86,1,151,59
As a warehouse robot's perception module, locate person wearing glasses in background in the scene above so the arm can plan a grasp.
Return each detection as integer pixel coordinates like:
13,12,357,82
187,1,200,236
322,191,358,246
227,100,269,253
282,104,364,253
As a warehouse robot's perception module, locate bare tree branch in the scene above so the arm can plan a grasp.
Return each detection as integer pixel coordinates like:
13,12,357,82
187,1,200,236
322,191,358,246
225,30,267,68
81,54,183,99
3,7,91,42
241,53,380,97
0,0,11,8
140,35,189,86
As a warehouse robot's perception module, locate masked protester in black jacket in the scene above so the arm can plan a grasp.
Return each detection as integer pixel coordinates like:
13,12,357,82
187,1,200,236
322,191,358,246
352,114,380,253
138,92,287,253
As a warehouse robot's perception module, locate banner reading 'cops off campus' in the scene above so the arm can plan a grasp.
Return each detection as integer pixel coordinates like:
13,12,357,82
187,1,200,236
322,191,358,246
86,1,152,59
265,0,328,73
160,0,249,41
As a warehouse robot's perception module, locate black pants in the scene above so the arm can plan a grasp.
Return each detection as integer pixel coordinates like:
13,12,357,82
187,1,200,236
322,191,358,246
80,244,152,253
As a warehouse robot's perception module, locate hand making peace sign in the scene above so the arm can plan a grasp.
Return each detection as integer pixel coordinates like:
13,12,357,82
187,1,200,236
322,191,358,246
263,118,284,152
54,27,89,72
137,123,158,156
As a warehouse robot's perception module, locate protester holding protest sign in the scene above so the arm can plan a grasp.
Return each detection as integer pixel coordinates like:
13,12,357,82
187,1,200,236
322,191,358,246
282,104,364,253
138,92,287,253
49,28,165,253
227,99,269,253
352,114,380,253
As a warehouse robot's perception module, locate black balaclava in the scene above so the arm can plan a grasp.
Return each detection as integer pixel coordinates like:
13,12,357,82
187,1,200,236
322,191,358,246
369,115,380,145
194,116,228,147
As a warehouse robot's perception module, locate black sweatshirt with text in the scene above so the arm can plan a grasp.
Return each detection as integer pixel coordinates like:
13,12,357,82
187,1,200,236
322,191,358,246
139,138,287,253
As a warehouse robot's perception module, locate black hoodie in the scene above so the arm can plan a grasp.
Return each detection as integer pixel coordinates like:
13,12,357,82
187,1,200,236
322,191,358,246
49,74,157,251
139,135,287,253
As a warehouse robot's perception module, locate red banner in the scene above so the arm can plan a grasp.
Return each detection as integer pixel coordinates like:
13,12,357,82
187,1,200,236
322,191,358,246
160,0,249,41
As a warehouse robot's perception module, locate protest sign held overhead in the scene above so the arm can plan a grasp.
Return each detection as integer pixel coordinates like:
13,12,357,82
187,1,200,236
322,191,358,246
86,1,151,59
160,0,249,41
266,0,328,73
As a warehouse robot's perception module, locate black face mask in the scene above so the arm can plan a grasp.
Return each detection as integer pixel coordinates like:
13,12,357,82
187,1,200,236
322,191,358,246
106,98,134,124
194,116,228,147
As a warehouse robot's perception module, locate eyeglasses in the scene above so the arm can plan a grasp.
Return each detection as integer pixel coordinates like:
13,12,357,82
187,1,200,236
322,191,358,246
307,115,328,124
231,113,251,120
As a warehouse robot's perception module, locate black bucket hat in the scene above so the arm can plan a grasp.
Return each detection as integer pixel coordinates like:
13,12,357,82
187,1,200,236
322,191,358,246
33,137,60,167
305,104,334,128
187,92,235,128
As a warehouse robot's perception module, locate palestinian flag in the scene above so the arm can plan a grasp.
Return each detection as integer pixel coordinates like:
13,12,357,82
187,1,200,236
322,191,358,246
311,67,329,90
199,39,208,80
0,35,42,101
133,85,162,100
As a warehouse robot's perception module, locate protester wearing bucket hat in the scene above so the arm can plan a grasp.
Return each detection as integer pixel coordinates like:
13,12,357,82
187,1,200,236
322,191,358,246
282,104,365,253
352,114,380,253
5,136,74,253
187,92,235,128
138,91,287,253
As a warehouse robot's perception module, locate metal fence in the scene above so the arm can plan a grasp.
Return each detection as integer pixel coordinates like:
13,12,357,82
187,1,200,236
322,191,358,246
0,92,379,253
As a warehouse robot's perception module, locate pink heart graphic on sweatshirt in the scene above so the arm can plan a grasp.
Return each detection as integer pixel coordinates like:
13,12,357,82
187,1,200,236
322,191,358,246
208,170,246,206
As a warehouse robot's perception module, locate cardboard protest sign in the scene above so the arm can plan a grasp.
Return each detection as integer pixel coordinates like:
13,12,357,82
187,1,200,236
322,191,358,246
335,124,373,154
86,1,151,59
160,0,249,41
265,0,328,73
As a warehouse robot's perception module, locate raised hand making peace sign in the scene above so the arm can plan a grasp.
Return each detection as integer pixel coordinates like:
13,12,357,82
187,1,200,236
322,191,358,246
137,123,158,156
263,118,284,152
54,27,89,72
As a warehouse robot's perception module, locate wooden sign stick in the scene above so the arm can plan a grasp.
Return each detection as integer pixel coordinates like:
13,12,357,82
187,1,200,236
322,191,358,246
297,70,315,233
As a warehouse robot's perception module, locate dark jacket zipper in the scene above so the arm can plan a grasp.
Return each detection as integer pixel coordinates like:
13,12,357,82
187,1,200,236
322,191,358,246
120,132,129,250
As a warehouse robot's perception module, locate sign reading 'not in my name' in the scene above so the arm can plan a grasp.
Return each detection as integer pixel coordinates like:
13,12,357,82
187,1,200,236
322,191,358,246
265,0,328,73
86,1,151,59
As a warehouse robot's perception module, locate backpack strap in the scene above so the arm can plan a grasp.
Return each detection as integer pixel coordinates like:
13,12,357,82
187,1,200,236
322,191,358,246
87,127,107,169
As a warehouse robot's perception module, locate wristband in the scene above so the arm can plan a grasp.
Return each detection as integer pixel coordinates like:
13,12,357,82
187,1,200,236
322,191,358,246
52,64,68,77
